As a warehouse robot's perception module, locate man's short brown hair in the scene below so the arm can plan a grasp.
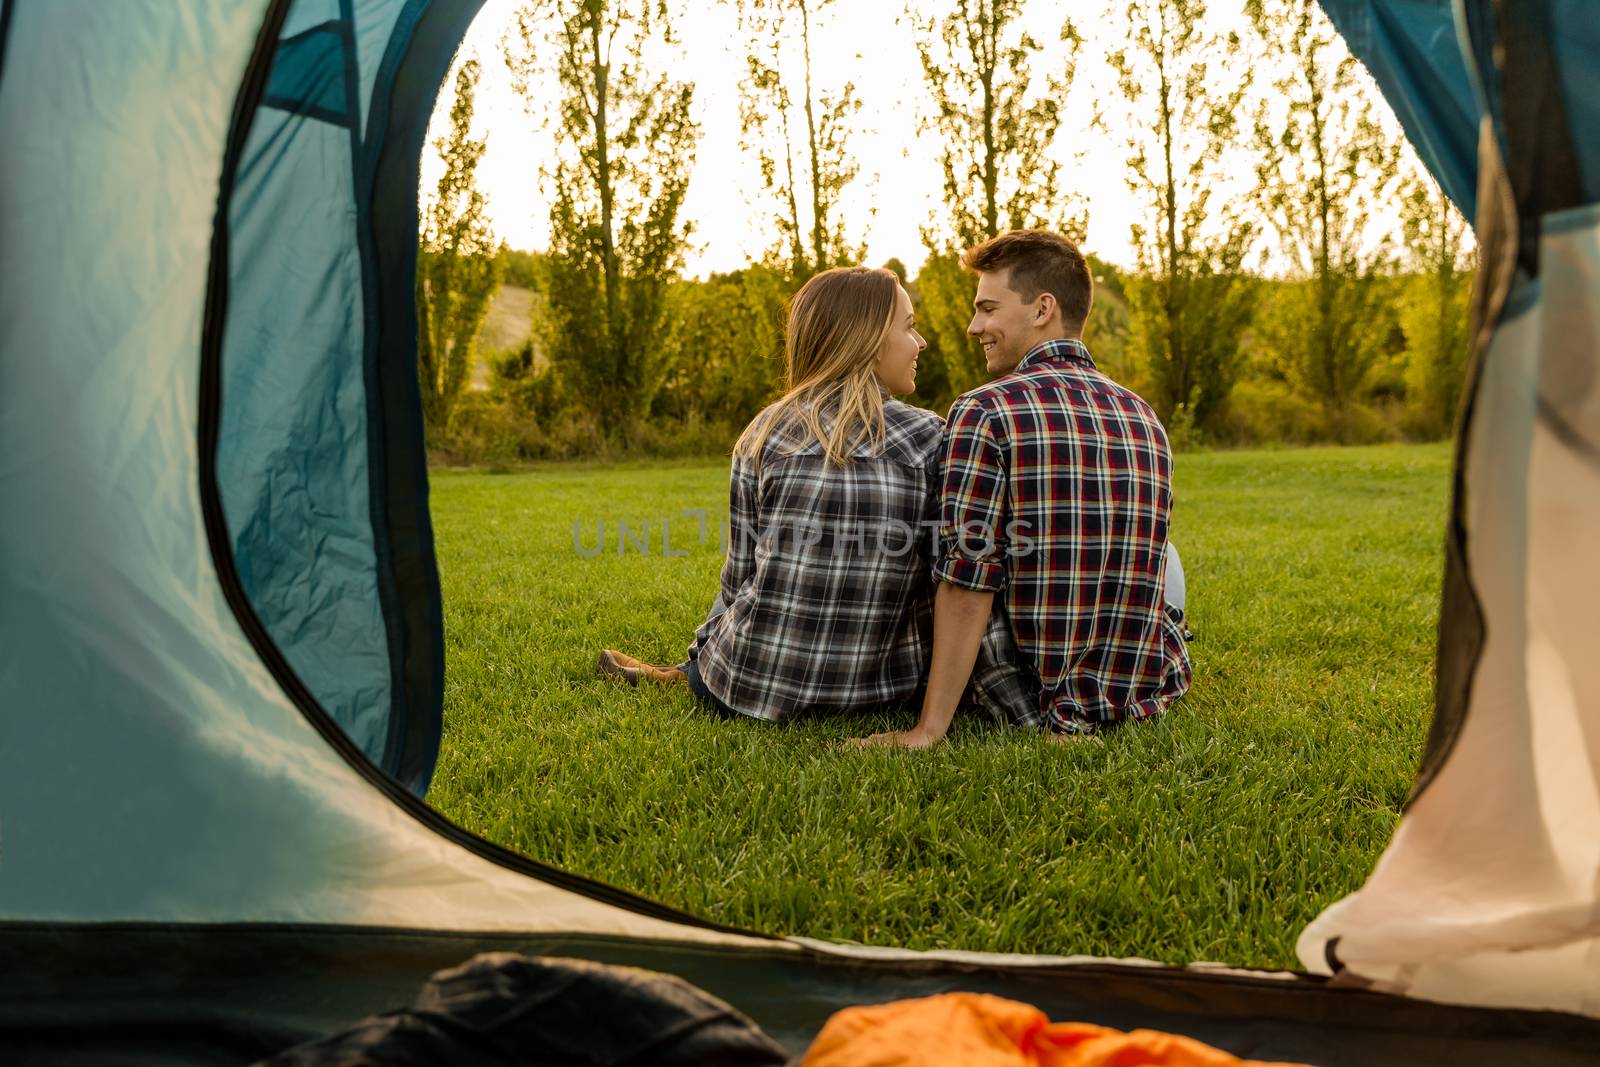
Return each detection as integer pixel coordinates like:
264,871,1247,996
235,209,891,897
962,229,1093,331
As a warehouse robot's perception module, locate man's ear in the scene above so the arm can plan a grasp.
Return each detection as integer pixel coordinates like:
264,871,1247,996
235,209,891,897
1032,292,1058,326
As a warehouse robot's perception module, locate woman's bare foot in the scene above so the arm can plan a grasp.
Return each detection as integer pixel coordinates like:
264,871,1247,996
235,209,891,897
596,649,687,687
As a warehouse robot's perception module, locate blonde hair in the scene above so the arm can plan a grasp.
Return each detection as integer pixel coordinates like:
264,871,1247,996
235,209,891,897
734,266,900,469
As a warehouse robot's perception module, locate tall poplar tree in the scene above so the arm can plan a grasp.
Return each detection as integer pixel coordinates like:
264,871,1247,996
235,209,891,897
1108,0,1256,433
1247,0,1401,432
733,0,864,280
1397,168,1474,438
504,0,699,438
911,0,1084,404
915,0,1083,248
416,58,502,431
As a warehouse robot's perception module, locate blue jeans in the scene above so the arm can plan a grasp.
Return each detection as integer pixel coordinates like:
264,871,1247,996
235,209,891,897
677,657,742,720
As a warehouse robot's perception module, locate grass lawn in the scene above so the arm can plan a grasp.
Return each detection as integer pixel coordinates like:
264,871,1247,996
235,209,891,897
426,442,1451,970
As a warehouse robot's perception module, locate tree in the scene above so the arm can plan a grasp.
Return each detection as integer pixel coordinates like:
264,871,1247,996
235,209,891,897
907,252,977,409
416,58,502,431
913,0,1084,251
653,266,790,428
504,0,699,440
1396,167,1474,438
497,247,547,290
908,0,1084,408
1107,0,1256,434
1081,255,1135,387
1247,0,1402,433
732,0,865,280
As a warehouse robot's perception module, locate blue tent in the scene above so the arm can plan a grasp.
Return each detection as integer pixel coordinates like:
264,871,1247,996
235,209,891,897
3,0,1599,1062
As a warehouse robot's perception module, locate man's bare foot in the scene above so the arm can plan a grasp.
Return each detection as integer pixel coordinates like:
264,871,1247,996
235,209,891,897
597,649,687,687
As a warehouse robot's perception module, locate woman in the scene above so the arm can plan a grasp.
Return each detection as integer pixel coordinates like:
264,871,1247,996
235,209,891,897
598,266,943,723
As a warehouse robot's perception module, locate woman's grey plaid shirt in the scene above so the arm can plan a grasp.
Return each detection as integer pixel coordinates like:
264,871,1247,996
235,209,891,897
686,398,945,721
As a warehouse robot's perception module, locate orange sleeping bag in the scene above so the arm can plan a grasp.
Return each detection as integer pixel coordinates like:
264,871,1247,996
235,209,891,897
801,992,1312,1067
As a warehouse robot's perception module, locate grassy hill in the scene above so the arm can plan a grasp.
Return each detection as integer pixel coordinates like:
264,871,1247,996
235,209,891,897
469,283,538,391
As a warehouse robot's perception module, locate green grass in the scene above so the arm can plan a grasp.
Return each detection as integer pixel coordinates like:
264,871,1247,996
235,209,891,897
427,442,1451,970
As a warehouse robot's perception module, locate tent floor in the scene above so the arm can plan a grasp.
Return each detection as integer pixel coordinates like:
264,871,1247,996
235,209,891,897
3,923,1598,1065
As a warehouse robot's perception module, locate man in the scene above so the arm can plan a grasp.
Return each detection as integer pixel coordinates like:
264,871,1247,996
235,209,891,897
854,229,1191,747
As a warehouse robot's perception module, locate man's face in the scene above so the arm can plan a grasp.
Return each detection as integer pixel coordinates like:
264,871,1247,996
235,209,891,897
967,268,1042,377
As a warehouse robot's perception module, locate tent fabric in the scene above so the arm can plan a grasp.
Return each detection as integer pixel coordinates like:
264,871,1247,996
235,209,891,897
364,0,480,794
263,21,354,126
1316,0,1480,218
1295,0,1600,1015
222,2,396,768
218,0,447,789
1544,2,1600,202
0,0,768,944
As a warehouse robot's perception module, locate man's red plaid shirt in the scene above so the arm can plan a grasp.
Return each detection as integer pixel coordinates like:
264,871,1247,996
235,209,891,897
935,338,1192,732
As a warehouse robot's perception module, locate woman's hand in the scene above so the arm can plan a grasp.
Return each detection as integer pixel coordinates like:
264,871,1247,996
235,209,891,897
845,727,942,750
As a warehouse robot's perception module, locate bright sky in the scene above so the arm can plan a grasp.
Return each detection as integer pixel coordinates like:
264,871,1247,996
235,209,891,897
422,0,1401,278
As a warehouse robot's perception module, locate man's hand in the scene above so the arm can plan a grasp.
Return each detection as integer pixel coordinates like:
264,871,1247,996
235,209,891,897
841,584,994,751
844,727,943,750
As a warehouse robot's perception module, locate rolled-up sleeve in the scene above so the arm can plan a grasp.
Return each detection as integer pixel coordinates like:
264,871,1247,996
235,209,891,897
934,397,1010,592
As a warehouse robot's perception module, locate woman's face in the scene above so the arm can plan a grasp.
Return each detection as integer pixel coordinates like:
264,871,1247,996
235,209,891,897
874,285,925,396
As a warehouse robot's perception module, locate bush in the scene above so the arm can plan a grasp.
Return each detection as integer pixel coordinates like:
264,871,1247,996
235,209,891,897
653,267,789,428
1210,378,1409,447
624,414,743,459
426,370,745,468
1212,378,1328,445
1163,393,1204,452
493,341,567,426
426,392,608,467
